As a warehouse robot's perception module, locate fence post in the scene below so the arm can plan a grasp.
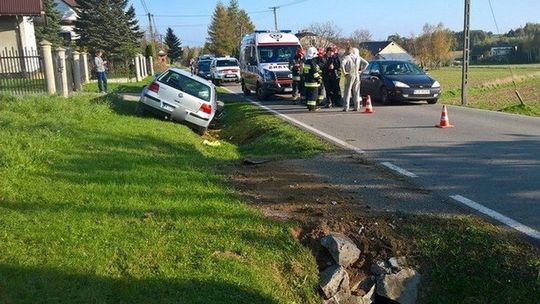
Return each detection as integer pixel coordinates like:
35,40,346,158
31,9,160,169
40,40,56,94
55,47,68,98
135,54,142,82
148,56,154,76
142,55,148,77
81,51,89,84
72,51,82,91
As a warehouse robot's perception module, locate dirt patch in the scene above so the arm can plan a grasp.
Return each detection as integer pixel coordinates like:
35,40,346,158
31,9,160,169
230,154,418,290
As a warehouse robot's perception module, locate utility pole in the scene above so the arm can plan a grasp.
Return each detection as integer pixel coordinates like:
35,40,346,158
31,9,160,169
147,13,154,41
461,0,471,106
269,6,279,31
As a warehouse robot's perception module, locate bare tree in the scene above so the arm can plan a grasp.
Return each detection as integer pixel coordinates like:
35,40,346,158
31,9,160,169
349,29,373,46
306,21,343,48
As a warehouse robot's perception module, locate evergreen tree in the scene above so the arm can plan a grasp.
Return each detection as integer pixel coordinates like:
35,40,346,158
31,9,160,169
227,0,255,57
35,0,63,47
164,28,182,63
207,2,234,56
75,0,143,59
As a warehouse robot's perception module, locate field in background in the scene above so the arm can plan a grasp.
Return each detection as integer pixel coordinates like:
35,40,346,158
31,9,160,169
429,65,540,115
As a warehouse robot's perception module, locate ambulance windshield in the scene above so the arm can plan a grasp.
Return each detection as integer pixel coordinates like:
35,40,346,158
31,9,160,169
258,45,298,64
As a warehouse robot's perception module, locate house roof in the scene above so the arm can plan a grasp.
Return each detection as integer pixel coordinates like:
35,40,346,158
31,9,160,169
62,0,79,8
0,0,42,16
358,41,393,55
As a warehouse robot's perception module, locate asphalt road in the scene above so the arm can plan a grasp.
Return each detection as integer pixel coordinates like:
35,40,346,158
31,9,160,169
224,84,540,240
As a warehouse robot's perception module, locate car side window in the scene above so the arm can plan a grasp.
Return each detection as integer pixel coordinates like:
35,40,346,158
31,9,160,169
370,63,380,74
362,63,373,75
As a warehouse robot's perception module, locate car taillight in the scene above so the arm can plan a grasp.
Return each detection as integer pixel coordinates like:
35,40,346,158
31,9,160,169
148,82,159,93
200,103,212,114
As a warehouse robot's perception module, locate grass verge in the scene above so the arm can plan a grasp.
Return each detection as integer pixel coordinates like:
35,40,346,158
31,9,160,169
402,215,540,303
218,90,333,159
0,91,329,303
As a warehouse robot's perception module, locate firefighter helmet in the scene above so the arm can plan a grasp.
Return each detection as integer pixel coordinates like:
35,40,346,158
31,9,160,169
317,47,325,58
296,47,305,57
305,47,318,60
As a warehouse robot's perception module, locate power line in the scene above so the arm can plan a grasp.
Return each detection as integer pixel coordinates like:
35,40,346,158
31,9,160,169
139,0,149,14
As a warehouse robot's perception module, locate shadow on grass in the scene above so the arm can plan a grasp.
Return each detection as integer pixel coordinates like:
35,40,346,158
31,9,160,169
0,264,278,304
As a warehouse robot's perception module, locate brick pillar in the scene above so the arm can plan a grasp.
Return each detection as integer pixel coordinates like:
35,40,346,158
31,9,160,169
72,51,81,91
55,47,68,97
40,40,56,94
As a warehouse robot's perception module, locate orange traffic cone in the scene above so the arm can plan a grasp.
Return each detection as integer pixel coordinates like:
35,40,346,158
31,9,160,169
436,105,454,128
363,95,374,114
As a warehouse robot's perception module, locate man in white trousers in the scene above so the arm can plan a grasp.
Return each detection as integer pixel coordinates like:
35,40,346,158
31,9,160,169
342,47,369,112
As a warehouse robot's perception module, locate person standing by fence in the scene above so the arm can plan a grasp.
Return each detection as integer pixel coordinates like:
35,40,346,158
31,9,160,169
94,50,108,94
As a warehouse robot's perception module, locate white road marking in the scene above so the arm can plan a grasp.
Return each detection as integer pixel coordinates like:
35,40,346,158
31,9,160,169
222,87,365,154
380,162,418,178
450,195,540,241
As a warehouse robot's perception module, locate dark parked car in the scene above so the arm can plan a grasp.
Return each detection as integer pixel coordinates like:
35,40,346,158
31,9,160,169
360,60,441,104
196,59,212,79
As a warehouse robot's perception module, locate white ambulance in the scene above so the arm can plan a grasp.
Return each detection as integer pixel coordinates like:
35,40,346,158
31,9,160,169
239,31,301,100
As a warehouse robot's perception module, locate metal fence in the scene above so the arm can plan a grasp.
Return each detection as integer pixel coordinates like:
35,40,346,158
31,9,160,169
0,47,47,95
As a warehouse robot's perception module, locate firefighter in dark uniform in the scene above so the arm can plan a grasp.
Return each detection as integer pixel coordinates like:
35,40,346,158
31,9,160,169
289,48,304,104
323,46,342,108
303,47,322,111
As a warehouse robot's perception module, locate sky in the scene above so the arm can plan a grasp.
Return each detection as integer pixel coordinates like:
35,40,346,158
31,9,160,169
131,0,540,47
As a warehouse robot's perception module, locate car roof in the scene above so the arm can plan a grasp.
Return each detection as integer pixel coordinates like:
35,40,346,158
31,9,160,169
213,57,238,61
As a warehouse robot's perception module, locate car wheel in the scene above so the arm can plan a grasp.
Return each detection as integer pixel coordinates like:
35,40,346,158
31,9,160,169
427,98,438,104
242,80,251,96
379,86,391,105
256,83,268,101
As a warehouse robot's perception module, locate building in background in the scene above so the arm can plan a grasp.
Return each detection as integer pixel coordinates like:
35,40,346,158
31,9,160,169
0,0,43,52
359,41,414,62
54,0,79,44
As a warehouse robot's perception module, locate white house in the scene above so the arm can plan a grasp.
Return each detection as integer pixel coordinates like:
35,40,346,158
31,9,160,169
54,0,79,43
0,1,41,52
359,41,414,62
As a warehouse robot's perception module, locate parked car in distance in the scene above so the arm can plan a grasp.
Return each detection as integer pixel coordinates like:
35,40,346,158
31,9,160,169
360,60,441,104
138,67,217,134
210,57,241,85
196,59,212,79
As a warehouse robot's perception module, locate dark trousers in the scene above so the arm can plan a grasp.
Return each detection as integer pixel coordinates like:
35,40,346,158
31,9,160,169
324,77,342,106
292,79,300,99
97,72,108,93
305,86,319,111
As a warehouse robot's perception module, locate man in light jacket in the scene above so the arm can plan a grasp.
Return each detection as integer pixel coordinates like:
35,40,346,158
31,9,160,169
341,47,368,112
94,50,108,94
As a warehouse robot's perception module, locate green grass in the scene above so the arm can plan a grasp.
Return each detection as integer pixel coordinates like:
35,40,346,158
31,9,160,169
82,76,153,94
219,91,333,159
0,92,329,303
403,215,540,304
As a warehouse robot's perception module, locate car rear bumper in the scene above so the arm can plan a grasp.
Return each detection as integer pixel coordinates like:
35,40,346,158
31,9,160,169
139,94,212,128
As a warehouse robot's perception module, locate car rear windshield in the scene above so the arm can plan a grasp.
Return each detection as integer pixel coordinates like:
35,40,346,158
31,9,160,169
258,45,298,63
380,62,425,75
158,70,211,102
198,60,211,71
216,59,239,67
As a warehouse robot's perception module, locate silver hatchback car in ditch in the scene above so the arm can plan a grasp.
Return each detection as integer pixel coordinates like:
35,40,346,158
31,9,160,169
138,68,218,134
